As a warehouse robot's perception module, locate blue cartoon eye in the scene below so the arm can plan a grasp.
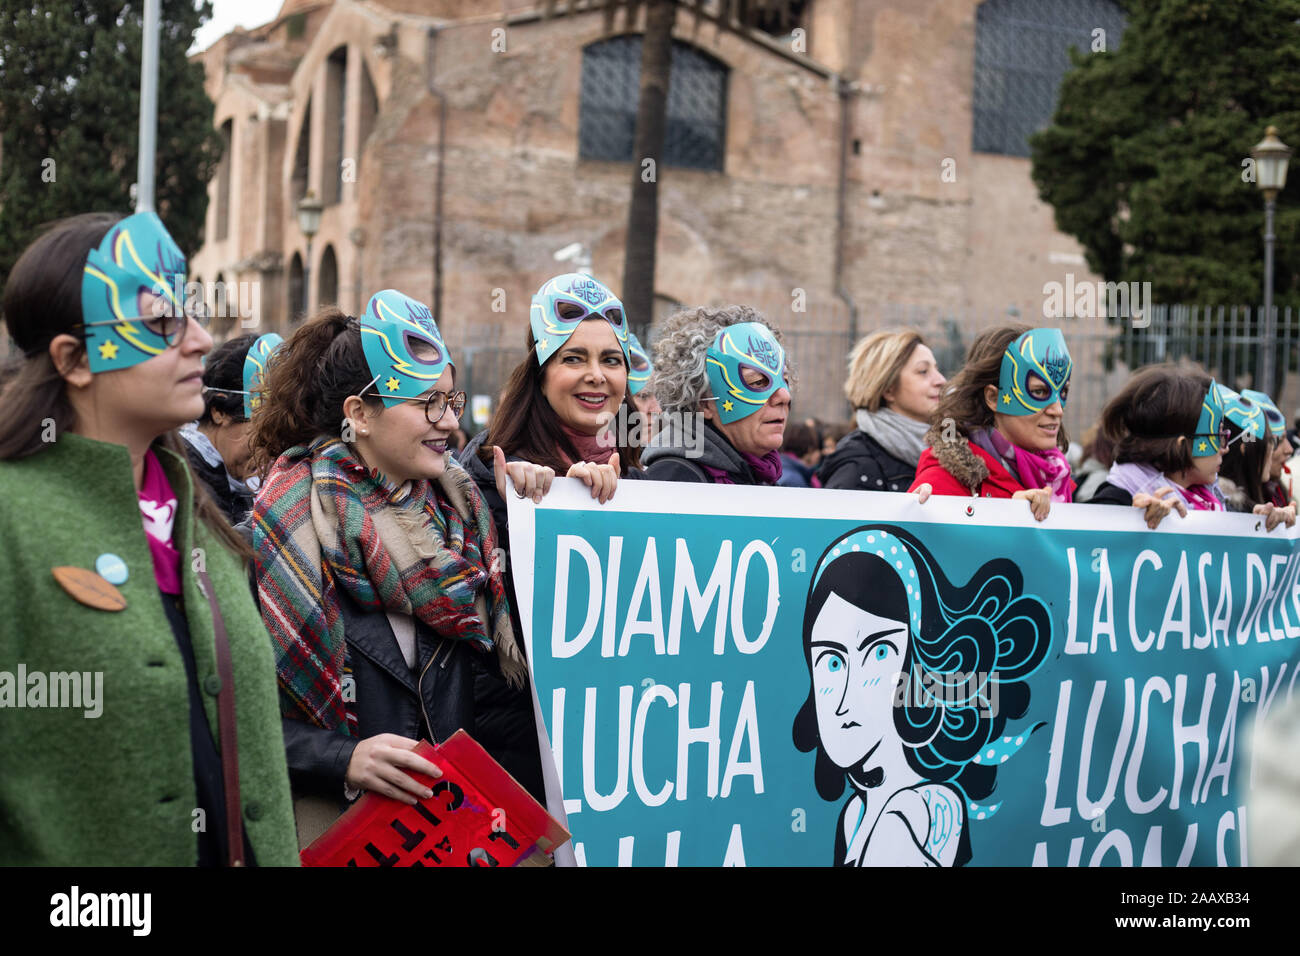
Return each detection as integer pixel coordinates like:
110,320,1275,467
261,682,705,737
827,657,843,672
874,645,889,661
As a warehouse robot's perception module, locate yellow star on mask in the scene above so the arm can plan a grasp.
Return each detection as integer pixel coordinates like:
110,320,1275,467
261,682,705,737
98,340,118,361
386,376,401,392
1198,440,1208,453
539,338,549,352
1002,393,1011,404
723,400,734,412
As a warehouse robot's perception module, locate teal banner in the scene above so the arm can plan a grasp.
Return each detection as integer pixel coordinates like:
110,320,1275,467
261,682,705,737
507,481,1300,866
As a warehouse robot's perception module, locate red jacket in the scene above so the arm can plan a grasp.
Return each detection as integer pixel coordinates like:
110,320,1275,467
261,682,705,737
910,439,1028,499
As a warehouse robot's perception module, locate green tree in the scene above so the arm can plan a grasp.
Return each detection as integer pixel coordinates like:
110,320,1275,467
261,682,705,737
0,1,220,292
1030,0,1300,308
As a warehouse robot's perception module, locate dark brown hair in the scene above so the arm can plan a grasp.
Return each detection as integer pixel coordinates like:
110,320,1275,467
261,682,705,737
1219,425,1273,505
927,324,1070,451
1100,364,1210,475
476,323,643,475
248,308,381,475
200,333,257,424
0,212,250,560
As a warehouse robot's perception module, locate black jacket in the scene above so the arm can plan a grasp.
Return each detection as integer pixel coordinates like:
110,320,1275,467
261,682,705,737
1085,481,1133,507
279,586,479,805
817,429,916,493
642,418,768,484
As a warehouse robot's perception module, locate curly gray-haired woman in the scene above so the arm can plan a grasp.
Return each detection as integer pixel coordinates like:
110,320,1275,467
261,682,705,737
642,305,796,484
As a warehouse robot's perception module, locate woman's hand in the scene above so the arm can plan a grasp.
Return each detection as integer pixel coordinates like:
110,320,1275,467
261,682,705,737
912,483,933,505
1131,486,1188,530
493,444,555,504
1011,484,1052,522
344,733,443,805
566,452,621,504
1254,501,1297,531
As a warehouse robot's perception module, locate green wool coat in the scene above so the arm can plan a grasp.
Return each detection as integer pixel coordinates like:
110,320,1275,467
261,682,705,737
0,434,299,865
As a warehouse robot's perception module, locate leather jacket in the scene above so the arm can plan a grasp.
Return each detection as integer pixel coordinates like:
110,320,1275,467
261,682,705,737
280,586,482,803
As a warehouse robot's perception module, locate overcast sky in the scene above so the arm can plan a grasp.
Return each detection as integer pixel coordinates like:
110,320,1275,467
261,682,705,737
191,0,279,53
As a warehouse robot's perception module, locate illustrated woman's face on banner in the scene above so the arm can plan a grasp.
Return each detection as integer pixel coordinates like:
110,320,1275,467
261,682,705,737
808,593,908,770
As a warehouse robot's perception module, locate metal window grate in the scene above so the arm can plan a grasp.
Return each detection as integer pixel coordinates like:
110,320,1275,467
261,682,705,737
579,35,728,171
972,0,1127,158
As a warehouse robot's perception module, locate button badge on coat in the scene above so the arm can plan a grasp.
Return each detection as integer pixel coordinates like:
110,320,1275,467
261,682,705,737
95,553,128,585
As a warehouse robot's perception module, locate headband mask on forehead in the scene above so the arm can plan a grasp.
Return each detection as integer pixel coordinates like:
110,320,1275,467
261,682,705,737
242,333,284,419
1192,380,1227,456
997,327,1072,416
1217,385,1266,445
360,289,452,408
628,331,653,396
81,211,187,374
705,321,789,424
1240,389,1286,437
530,273,630,367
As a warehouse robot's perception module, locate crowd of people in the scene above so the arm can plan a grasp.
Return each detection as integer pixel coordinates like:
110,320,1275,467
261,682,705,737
2,209,1297,866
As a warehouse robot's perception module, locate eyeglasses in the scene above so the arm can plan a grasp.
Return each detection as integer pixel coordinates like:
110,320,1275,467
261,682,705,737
385,389,467,425
78,302,210,348
1192,429,1231,452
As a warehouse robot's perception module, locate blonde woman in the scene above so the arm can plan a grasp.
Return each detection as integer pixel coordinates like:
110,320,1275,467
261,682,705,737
818,329,946,492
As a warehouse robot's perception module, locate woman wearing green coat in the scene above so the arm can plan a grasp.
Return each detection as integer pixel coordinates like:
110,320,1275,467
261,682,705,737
0,212,298,866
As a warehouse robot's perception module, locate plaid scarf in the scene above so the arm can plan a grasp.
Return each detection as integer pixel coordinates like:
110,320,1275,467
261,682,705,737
254,436,525,734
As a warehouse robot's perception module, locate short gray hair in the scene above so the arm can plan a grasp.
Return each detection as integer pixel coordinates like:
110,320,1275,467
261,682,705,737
649,305,797,415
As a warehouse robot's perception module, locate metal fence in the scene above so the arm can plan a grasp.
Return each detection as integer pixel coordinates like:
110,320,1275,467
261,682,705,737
454,303,1300,443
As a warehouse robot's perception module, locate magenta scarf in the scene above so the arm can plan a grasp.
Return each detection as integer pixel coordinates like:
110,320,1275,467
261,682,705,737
560,423,616,467
703,449,784,486
988,428,1074,502
138,449,182,594
1181,483,1224,512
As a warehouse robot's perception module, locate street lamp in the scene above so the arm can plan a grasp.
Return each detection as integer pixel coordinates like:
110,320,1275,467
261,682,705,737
1251,126,1291,395
296,190,323,320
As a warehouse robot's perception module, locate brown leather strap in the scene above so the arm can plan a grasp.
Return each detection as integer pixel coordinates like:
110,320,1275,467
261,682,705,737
198,569,246,867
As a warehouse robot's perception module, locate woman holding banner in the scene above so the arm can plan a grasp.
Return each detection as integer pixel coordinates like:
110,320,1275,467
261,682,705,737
818,328,945,492
793,524,1051,866
642,305,794,484
909,326,1073,520
458,272,635,801
250,290,552,842
0,212,298,865
1087,366,1230,527
1214,386,1295,529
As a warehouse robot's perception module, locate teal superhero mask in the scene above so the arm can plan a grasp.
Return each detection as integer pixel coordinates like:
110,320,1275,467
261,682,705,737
1241,389,1286,437
360,289,452,407
628,332,653,396
705,322,789,424
80,212,188,374
1217,385,1267,444
997,328,1072,416
529,273,630,366
242,333,284,419
1192,381,1227,456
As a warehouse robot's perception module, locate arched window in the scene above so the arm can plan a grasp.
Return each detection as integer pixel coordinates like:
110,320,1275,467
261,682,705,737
215,119,233,241
325,46,347,205
972,0,1126,157
579,36,728,171
318,245,338,308
289,253,305,321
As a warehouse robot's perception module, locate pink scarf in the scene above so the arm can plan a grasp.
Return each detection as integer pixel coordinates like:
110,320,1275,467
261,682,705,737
988,428,1074,502
559,423,616,467
1181,483,1224,512
138,449,182,594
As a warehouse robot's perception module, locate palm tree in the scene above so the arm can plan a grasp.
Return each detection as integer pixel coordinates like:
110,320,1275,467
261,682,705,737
540,1,804,342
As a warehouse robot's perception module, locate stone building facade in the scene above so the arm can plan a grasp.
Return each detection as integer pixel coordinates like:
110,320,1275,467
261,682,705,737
191,0,1121,425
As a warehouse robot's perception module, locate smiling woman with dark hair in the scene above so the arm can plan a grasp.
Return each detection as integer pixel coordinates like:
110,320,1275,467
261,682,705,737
793,525,1051,867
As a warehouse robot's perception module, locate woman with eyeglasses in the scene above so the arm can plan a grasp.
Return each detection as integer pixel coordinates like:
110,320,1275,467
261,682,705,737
248,290,552,844
0,212,298,865
458,272,636,801
1085,365,1229,528
181,331,282,525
